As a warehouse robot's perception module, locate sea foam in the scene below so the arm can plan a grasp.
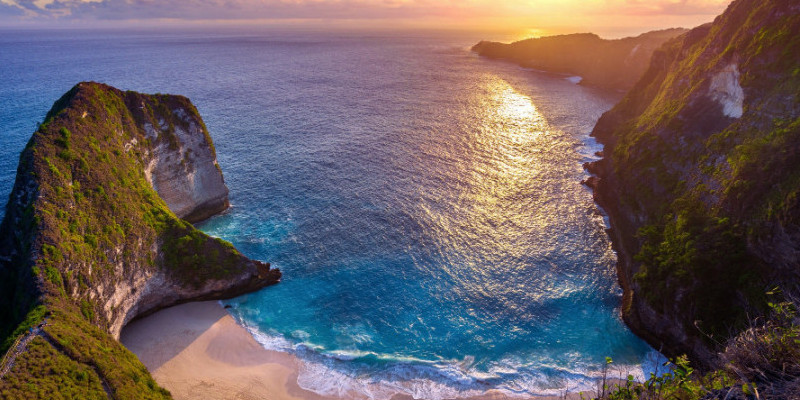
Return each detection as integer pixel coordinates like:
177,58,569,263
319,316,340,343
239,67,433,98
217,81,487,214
237,316,666,400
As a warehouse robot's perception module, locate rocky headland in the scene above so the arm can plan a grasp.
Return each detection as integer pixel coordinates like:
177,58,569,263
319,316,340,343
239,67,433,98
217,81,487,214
0,82,280,398
472,28,688,91
587,0,800,375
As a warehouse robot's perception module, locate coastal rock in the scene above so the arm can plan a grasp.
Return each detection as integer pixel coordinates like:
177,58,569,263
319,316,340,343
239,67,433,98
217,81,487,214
588,0,800,368
708,63,744,118
472,29,688,91
0,82,280,398
142,106,230,223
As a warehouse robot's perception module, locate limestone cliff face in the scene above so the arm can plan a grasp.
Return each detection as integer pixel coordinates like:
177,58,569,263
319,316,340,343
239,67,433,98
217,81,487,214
141,106,229,223
0,82,280,398
588,0,800,368
472,29,687,91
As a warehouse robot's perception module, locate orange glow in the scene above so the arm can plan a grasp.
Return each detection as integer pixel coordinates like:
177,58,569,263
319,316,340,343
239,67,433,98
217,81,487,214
0,0,733,37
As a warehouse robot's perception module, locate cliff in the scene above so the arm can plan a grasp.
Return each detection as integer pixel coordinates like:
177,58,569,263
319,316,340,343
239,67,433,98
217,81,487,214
141,99,230,223
0,82,281,398
471,29,688,91
588,0,800,369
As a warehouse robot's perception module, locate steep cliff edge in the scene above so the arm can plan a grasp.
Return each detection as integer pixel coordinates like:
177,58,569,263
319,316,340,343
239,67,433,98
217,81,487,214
140,97,230,223
0,82,280,398
588,0,800,369
472,29,688,91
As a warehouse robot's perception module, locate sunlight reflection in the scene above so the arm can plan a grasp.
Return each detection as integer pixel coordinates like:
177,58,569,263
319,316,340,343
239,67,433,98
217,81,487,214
509,28,550,42
411,74,591,316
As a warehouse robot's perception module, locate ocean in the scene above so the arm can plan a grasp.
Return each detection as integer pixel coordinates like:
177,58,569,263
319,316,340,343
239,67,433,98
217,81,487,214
0,28,662,399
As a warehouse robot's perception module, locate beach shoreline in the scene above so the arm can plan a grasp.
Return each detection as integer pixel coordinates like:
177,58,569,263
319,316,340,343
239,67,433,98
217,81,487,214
121,301,338,400
120,301,590,400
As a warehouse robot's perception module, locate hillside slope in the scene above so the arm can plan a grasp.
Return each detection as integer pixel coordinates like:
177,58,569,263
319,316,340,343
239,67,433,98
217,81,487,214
472,29,688,90
0,82,281,398
588,0,800,368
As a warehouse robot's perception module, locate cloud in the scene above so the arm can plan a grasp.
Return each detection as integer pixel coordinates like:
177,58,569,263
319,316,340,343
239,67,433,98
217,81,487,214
1,0,458,20
0,1,25,16
0,0,731,25
604,0,730,15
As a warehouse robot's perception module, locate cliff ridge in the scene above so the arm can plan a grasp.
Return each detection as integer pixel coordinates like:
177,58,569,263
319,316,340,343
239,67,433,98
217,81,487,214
472,28,688,90
588,0,800,369
0,82,280,398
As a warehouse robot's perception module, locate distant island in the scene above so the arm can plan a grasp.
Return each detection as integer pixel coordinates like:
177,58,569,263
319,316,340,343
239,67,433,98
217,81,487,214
472,28,688,91
0,82,280,398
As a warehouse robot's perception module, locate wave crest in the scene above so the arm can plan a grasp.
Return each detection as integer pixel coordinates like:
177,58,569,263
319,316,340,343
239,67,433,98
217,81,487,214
233,313,665,400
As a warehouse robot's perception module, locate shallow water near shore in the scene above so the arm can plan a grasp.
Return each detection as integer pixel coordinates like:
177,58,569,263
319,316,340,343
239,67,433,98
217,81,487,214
0,28,662,399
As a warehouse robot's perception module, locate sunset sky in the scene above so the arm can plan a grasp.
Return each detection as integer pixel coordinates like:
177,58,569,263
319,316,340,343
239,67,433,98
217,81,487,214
0,0,732,37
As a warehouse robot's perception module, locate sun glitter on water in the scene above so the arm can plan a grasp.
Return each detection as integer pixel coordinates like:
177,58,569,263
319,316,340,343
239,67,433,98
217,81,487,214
188,37,658,399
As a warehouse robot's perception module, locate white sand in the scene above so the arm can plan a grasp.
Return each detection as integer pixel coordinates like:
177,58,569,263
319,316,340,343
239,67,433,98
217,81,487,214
121,301,334,400
121,301,585,400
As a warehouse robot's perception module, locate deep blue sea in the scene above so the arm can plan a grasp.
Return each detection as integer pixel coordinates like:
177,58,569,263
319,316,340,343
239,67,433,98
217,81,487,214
0,28,663,399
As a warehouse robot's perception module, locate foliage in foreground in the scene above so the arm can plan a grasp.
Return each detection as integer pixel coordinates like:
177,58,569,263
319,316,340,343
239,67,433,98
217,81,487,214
595,295,800,400
0,336,107,400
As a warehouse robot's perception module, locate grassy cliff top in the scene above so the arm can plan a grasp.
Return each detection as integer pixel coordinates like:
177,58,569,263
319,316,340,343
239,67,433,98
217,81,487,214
591,0,800,363
0,82,279,398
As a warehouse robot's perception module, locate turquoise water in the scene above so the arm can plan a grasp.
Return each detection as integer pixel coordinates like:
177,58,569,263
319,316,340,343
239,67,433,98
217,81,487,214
0,28,661,398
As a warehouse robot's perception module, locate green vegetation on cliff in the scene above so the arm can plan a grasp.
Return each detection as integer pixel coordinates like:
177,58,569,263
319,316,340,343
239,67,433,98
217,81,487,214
590,0,800,377
597,295,800,399
2,336,108,399
0,82,280,398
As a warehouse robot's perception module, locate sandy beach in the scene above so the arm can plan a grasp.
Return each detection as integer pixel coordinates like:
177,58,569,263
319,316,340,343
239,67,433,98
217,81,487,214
121,301,339,400
121,301,590,400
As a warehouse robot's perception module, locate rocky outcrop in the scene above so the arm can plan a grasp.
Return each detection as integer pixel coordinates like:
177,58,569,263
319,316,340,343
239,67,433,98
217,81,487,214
141,105,229,223
472,28,688,91
0,82,280,398
96,242,277,339
101,260,275,338
588,0,800,369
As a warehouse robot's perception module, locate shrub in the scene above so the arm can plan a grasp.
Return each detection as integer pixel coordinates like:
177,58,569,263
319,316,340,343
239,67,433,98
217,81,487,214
721,291,800,397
